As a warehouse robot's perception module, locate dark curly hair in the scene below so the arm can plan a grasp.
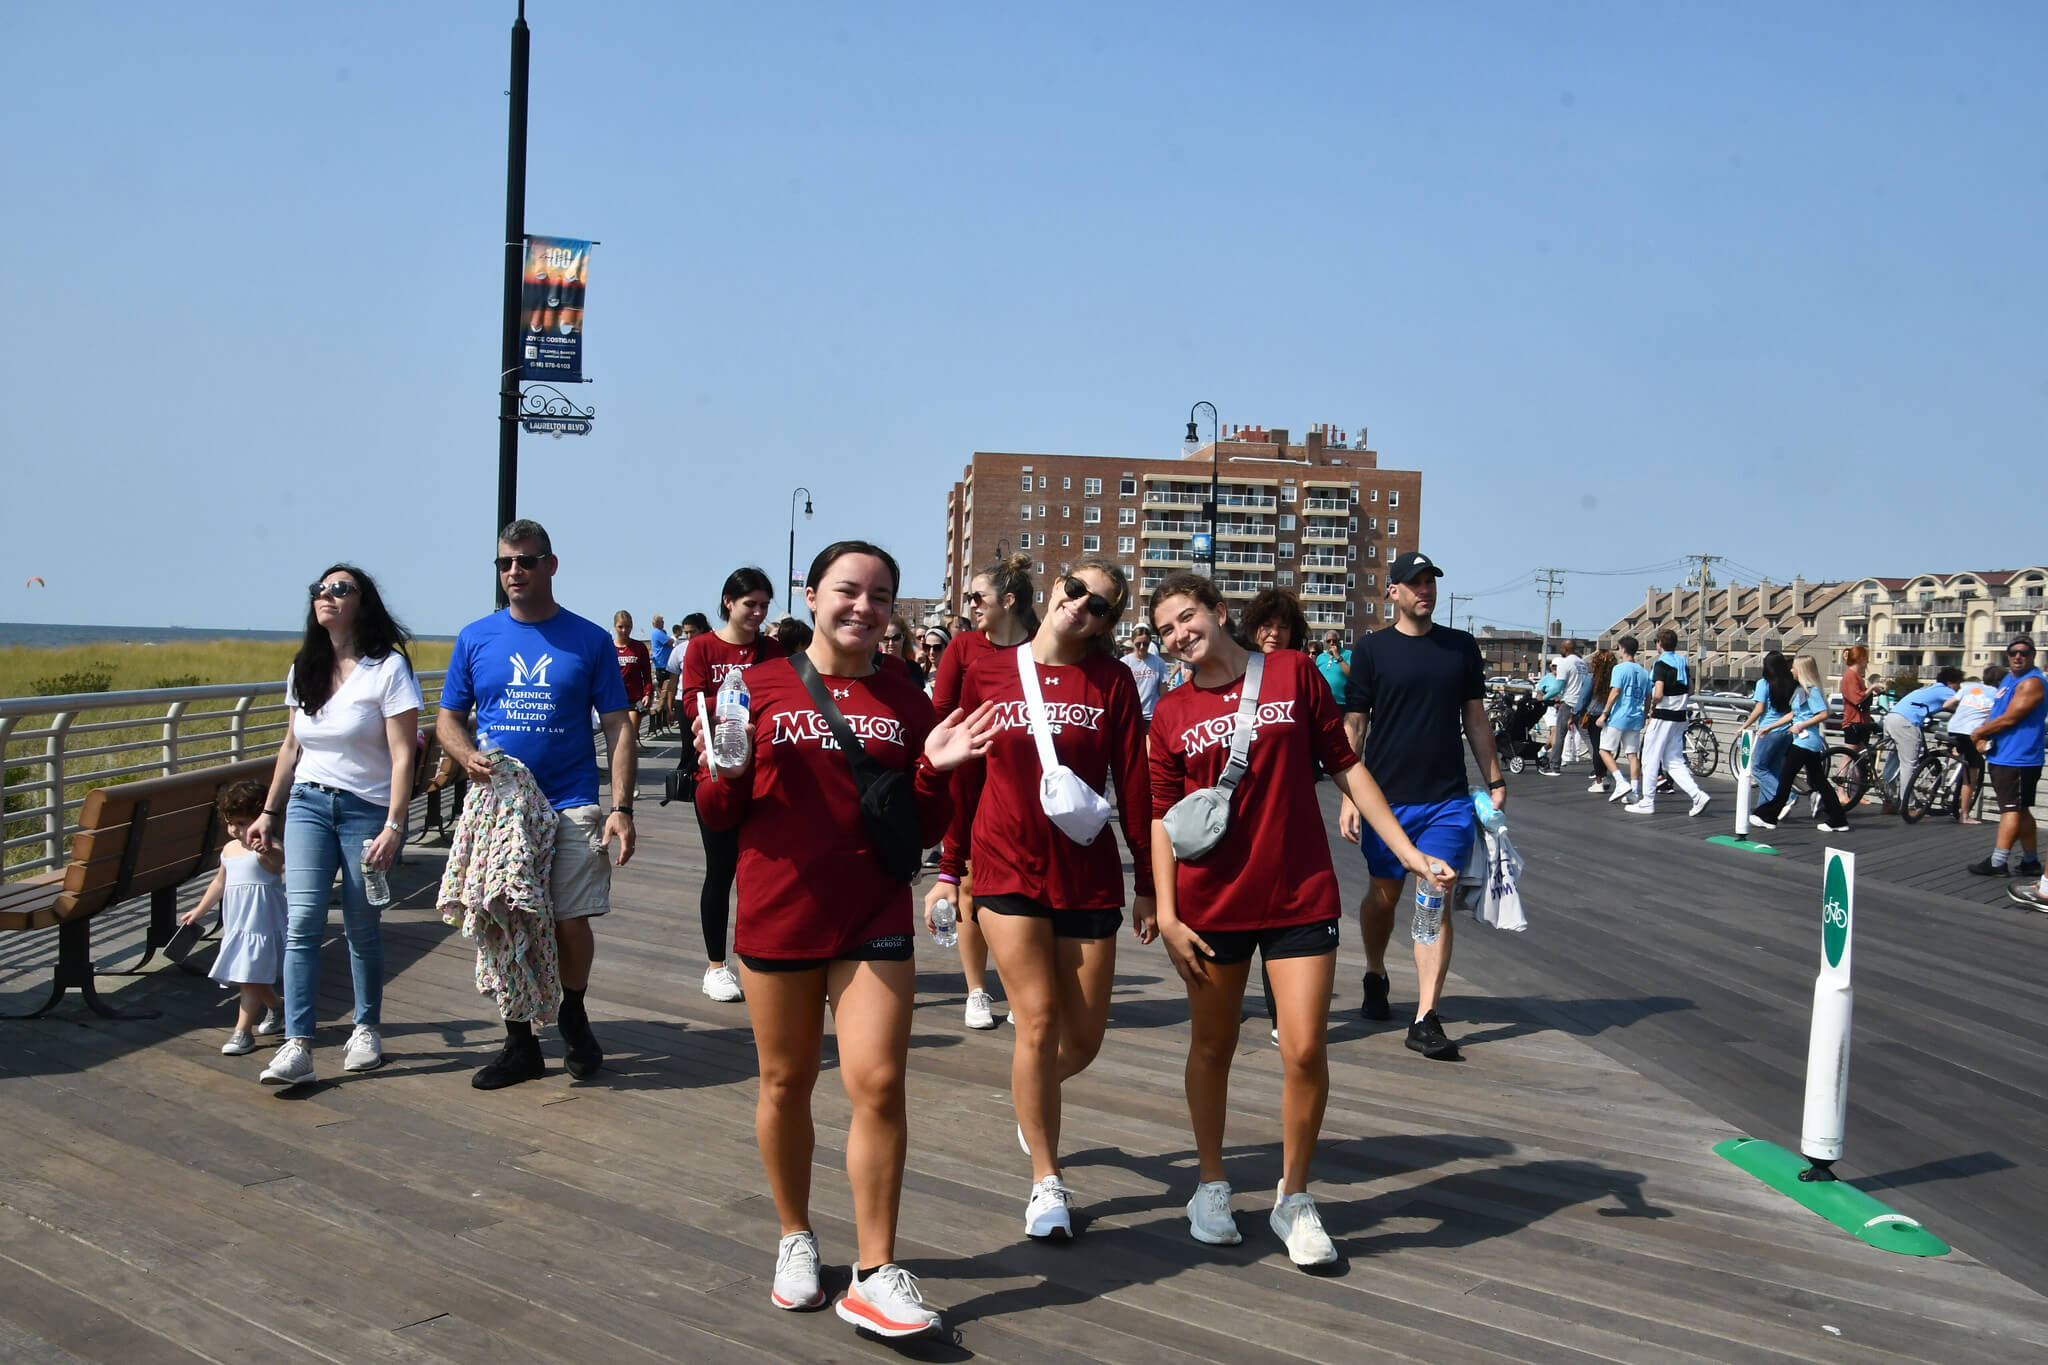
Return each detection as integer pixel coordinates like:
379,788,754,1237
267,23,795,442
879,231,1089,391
1239,588,1308,653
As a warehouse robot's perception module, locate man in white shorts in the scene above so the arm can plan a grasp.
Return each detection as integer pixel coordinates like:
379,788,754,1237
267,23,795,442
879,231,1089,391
437,519,638,1089
1596,635,1651,804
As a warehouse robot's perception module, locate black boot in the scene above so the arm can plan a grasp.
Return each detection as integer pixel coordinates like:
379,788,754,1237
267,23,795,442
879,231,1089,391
473,1024,546,1090
558,989,603,1080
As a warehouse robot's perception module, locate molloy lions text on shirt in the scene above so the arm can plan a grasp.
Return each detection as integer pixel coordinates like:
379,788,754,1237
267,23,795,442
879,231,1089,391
1177,700,1297,758
769,710,908,749
988,699,1105,736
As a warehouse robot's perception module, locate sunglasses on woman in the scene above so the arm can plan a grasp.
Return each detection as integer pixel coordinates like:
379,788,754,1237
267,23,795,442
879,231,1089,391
964,591,987,606
309,580,359,600
1061,575,1113,619
882,634,906,645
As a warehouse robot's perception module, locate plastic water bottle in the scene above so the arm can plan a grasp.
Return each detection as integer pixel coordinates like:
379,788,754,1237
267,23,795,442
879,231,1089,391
1471,786,1507,836
1411,879,1445,946
361,838,391,908
931,897,958,948
712,670,751,769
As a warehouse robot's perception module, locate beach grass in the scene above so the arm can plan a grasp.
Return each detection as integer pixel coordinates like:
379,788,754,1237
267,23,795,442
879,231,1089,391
3,639,453,878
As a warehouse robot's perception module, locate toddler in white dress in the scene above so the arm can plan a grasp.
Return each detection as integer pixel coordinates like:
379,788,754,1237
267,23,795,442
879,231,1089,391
181,780,287,1055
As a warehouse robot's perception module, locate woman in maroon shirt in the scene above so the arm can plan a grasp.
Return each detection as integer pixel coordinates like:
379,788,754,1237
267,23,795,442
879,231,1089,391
938,557,1154,1242
679,568,785,1004
696,541,993,1339
924,551,1037,1029
611,610,653,732
1147,573,1452,1267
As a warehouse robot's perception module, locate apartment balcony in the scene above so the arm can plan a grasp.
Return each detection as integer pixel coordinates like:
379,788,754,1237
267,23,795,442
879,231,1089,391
1824,634,1867,647
1216,578,1264,598
1305,608,1347,628
1142,489,1206,510
2017,595,2048,612
1141,547,1193,567
1303,477,1351,490
1890,601,1926,619
1214,549,1274,568
1299,553,1347,570
1143,521,1198,538
1218,492,1277,510
1299,584,1347,602
1214,522,1274,542
1302,497,1351,514
1883,632,1965,648
1302,526,1348,543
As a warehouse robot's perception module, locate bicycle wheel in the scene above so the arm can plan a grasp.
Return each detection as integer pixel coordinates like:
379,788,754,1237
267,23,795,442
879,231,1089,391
1687,726,1720,777
1900,760,1940,823
1827,745,1871,807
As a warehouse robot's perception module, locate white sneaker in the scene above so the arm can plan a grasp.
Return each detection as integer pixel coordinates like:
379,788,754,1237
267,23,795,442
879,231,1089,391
220,1029,255,1056
703,963,745,1002
964,989,997,1030
1609,782,1635,804
1270,1187,1337,1267
1025,1175,1072,1239
1185,1180,1241,1245
342,1025,385,1072
254,1007,285,1037
771,1230,824,1310
1587,778,1607,794
1623,800,1655,815
835,1263,941,1338
260,1039,316,1086
1748,811,1777,830
1689,792,1713,818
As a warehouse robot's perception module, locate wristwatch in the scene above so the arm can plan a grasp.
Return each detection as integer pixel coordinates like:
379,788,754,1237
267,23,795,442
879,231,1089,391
1488,780,1506,790
612,806,634,817
383,820,402,833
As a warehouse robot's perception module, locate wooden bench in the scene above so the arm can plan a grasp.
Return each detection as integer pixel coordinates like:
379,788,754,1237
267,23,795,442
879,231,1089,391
0,757,273,1020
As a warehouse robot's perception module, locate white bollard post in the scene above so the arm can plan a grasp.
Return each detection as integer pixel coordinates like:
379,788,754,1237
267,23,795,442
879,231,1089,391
1732,728,1755,839
1799,849,1855,1174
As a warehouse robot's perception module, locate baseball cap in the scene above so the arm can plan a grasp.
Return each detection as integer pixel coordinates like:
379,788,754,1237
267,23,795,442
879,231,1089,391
1389,551,1444,585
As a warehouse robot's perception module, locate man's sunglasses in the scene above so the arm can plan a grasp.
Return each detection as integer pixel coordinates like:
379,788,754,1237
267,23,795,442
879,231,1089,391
1062,576,1114,619
309,580,359,600
494,553,546,572
2009,645,2035,657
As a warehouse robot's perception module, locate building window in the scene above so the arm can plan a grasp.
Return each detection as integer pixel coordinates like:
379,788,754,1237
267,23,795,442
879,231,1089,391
1061,534,1070,547
1367,544,1377,559
1370,489,1379,502
1084,477,1102,496
1117,535,1135,554
1062,476,1071,490
1083,506,1101,524
1359,602,1372,618
1119,507,1137,525
1277,570,1294,587
1279,514,1296,531
1038,504,1047,518
1346,602,1356,617
1366,572,1376,586
1035,590,1044,604
1347,573,1356,589
1367,516,1377,531
1278,542,1295,559
1061,506,1071,519
1021,474,1034,492
1348,545,1358,561
1388,490,1400,508
1020,505,1032,522
1039,476,1048,489
1348,517,1359,533
1035,561,1045,574
1351,486,1361,503
1281,485,1298,503
1387,518,1398,535
1120,477,1137,496
1083,535,1100,552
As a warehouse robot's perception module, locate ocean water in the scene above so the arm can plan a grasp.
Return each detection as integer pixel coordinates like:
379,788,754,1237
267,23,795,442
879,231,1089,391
0,621,307,648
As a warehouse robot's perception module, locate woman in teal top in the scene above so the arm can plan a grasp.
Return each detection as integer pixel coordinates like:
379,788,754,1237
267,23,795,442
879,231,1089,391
1751,656,1851,831
1740,652,1795,805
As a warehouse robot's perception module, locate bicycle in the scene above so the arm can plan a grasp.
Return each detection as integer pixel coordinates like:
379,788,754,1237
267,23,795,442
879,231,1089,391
1685,705,1720,778
1899,730,1985,825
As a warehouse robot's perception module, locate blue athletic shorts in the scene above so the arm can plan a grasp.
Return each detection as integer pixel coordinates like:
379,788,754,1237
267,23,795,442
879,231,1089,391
1360,798,1476,883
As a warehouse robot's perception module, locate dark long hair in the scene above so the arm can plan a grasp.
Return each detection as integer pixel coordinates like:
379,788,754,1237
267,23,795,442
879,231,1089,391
806,540,901,596
292,563,412,717
719,567,775,620
1762,650,1795,714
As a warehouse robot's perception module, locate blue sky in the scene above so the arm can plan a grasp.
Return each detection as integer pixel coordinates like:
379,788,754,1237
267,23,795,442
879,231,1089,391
6,2,2043,640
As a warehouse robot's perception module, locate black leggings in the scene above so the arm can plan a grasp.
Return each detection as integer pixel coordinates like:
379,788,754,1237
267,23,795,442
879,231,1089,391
1756,745,1849,826
695,806,740,961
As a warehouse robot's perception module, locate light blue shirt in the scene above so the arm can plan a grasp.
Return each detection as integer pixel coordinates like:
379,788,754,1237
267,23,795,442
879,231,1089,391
1894,683,1955,727
1791,684,1829,753
1606,661,1651,731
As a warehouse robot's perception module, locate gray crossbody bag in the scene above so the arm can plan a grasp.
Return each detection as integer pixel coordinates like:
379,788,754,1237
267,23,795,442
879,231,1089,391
1160,652,1264,860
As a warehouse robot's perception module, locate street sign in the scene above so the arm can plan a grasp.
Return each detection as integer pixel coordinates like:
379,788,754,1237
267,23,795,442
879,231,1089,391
521,416,593,438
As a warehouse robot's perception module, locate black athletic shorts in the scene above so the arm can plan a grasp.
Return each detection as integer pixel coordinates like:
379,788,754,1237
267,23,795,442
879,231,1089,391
976,893,1123,941
738,933,915,974
1196,918,1340,966
1990,763,2040,816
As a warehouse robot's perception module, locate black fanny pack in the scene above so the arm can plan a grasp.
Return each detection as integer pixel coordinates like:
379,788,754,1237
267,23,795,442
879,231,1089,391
792,654,925,883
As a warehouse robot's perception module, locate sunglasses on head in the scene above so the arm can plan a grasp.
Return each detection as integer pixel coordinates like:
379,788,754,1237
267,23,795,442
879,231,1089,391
1062,575,1114,619
494,553,545,572
309,580,358,600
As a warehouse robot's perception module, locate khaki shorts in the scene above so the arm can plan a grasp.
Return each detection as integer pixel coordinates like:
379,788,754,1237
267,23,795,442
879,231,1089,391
1600,726,1643,757
550,805,613,920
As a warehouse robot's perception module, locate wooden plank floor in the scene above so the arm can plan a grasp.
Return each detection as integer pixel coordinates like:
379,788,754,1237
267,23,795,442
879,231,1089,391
3,735,2046,1364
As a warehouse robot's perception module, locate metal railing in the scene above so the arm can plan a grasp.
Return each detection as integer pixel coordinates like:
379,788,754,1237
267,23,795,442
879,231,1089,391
1302,498,1351,514
2,673,446,881
1302,527,1348,543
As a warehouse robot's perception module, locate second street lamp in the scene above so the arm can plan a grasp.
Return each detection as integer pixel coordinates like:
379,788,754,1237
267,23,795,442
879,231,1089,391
786,487,813,617
1184,401,1219,575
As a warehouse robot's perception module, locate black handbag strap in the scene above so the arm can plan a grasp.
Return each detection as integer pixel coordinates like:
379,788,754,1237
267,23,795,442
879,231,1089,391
791,653,879,787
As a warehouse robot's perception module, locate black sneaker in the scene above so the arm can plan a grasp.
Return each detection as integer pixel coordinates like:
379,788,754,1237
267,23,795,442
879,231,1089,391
472,1032,546,1090
1360,972,1391,1022
2019,858,2044,878
1536,765,1561,777
1405,1011,1460,1060
559,1012,604,1080
1966,858,2006,877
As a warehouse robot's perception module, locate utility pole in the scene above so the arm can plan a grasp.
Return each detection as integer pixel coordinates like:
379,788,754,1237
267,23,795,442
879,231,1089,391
494,0,531,609
1687,553,1722,683
1448,593,1473,629
1535,569,1565,662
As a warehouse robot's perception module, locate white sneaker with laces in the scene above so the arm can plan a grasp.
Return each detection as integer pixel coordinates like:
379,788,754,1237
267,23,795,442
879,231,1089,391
1185,1180,1241,1245
771,1230,824,1310
259,1038,316,1086
964,989,997,1030
1025,1175,1073,1239
703,963,745,1002
835,1263,941,1338
342,1025,385,1072
1623,800,1655,815
1689,792,1713,818
220,1029,255,1056
1609,782,1636,804
1270,1187,1337,1267
254,1007,285,1037
1587,778,1607,794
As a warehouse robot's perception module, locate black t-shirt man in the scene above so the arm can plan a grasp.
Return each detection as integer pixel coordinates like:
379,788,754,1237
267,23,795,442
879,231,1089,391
1344,623,1488,806
1650,656,1691,722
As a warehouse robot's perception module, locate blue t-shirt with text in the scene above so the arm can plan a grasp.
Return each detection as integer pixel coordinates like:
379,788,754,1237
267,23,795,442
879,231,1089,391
440,607,630,810
1605,661,1651,731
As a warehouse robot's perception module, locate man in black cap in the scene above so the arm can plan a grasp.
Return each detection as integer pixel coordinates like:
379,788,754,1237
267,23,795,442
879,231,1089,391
1337,551,1507,1060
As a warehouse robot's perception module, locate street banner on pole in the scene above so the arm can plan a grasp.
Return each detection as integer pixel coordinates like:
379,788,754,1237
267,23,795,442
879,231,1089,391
521,236,591,382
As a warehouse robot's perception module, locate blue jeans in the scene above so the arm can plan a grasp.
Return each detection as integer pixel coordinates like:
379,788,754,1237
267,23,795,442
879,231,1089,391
282,783,391,1042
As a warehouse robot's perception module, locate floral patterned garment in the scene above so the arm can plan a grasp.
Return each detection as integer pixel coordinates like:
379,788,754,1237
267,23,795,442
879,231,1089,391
437,750,562,1024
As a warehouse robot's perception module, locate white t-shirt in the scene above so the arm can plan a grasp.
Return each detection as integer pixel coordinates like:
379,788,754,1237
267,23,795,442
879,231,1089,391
1949,680,1997,736
285,652,426,806
1554,654,1591,708
1122,650,1171,719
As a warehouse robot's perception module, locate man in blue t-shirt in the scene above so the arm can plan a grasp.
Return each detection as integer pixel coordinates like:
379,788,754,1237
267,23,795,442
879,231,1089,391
1967,636,2045,886
1883,667,1962,806
437,518,636,1090
1595,635,1653,803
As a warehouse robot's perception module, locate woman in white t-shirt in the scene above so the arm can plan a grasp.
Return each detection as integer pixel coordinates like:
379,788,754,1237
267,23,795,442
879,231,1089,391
245,564,424,1088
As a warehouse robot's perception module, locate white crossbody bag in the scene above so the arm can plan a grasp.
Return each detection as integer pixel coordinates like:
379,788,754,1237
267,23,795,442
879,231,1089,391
1161,652,1264,860
1016,645,1116,845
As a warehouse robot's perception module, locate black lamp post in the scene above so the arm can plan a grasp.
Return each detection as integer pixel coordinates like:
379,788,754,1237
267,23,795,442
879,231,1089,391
1184,401,1219,575
786,486,813,617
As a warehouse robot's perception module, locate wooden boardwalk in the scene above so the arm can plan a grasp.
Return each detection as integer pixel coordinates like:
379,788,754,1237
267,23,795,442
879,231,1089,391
3,736,2046,1363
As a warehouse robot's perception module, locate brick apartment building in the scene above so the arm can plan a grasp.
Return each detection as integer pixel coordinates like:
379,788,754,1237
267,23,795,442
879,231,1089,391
940,425,1421,644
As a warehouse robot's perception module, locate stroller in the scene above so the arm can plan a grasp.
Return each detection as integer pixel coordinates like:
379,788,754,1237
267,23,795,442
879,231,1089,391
1493,693,1549,774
